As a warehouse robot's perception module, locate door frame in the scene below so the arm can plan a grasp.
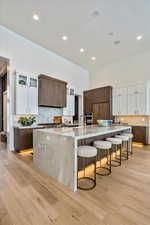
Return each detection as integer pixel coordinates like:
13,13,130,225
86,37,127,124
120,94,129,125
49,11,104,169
0,56,11,151
78,95,83,124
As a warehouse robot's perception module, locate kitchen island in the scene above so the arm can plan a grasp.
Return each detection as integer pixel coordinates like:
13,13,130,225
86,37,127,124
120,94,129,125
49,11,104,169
33,125,131,192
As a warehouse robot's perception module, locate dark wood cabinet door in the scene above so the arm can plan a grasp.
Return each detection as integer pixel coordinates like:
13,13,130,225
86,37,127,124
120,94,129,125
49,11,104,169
93,102,110,124
54,80,66,107
132,126,148,145
38,75,67,107
84,86,112,117
84,94,92,114
38,77,49,106
92,103,99,124
14,128,33,152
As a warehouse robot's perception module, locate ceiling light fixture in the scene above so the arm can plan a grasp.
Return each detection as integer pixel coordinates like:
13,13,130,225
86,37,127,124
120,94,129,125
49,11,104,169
136,35,143,41
62,35,68,41
91,56,96,61
80,48,85,53
114,40,120,45
108,32,114,36
92,10,100,17
33,14,39,21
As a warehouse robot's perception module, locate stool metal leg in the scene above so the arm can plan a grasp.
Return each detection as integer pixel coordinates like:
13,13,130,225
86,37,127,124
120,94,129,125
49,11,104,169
96,148,111,176
77,156,97,191
127,141,129,160
120,144,122,165
121,141,129,160
129,138,133,155
131,139,133,155
110,144,122,167
109,149,112,173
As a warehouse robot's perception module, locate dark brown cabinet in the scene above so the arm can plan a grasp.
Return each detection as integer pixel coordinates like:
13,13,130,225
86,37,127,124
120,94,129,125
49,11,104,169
14,128,33,152
84,86,112,124
38,75,67,107
92,102,110,124
132,126,148,145
14,124,65,152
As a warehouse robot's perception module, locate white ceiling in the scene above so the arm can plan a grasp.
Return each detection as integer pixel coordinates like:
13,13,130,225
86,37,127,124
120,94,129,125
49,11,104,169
1,0,150,72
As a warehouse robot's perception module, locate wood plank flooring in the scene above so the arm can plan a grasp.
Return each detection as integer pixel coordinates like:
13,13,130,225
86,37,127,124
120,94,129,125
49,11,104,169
0,145,150,225
0,141,6,151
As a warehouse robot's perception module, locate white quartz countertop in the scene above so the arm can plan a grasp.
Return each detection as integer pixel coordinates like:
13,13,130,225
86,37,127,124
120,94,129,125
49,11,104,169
14,123,81,129
14,124,45,129
36,125,131,140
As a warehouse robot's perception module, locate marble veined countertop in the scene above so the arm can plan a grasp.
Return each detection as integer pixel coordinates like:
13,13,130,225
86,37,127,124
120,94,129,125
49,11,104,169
37,125,131,140
33,125,131,192
14,124,45,129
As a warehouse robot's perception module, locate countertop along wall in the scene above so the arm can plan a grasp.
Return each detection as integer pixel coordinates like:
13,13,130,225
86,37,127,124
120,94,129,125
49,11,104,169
0,25,89,151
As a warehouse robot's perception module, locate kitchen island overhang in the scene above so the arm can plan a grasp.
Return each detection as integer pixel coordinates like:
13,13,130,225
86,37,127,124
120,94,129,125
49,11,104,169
33,125,131,192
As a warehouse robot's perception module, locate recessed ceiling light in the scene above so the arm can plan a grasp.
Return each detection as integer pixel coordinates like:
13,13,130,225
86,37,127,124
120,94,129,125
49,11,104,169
92,10,100,17
80,48,85,53
91,56,96,61
33,14,39,21
136,35,143,41
62,35,68,41
108,32,114,36
114,40,120,45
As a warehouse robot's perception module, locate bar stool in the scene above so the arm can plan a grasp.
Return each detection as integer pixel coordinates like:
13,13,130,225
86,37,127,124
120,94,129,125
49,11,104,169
106,137,122,167
115,135,129,160
94,141,112,176
123,133,134,155
77,146,97,190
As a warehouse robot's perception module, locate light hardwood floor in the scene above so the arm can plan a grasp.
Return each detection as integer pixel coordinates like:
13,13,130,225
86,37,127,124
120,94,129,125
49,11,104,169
0,141,7,151
0,145,150,225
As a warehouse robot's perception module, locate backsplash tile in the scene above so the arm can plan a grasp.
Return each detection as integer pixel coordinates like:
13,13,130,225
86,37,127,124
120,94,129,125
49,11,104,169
14,108,63,125
115,116,149,126
38,107,63,124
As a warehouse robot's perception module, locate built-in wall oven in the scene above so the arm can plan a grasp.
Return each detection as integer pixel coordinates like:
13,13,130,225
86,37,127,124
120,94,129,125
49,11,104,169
84,113,93,125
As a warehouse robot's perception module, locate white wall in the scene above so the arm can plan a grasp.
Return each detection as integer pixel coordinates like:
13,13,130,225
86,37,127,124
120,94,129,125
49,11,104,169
0,25,89,151
90,51,150,89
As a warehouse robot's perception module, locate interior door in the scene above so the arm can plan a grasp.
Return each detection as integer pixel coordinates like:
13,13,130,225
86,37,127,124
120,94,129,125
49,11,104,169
3,91,7,132
92,102,110,124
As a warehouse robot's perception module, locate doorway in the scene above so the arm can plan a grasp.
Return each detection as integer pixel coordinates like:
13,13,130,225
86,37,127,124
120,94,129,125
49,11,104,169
73,95,79,122
0,57,8,151
73,95,83,124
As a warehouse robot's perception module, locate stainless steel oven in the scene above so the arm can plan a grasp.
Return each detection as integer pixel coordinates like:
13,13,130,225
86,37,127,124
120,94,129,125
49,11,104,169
84,113,93,125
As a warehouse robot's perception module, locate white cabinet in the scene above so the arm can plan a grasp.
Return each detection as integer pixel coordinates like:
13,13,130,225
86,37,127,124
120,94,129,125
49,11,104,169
128,84,146,115
63,88,75,116
15,73,38,115
28,76,38,114
113,87,128,116
113,82,150,116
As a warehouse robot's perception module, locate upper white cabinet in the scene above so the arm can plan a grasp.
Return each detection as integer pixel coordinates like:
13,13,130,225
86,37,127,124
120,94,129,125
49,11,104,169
113,82,150,116
113,87,128,116
63,88,75,116
28,76,38,114
128,84,146,115
15,73,38,115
